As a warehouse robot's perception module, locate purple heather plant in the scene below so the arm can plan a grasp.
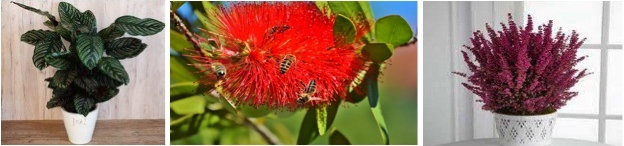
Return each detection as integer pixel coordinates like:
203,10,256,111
453,14,590,115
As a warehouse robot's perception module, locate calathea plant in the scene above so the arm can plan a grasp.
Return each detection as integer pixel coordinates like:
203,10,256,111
12,1,165,116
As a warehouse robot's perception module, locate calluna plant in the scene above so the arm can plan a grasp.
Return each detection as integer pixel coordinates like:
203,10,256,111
13,2,165,116
454,14,590,115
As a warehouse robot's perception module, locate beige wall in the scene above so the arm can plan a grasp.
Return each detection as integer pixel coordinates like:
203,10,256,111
1,0,166,120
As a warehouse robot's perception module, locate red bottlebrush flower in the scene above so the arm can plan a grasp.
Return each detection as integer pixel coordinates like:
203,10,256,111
187,2,368,109
454,14,590,115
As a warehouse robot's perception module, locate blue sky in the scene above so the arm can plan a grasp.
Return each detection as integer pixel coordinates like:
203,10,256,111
370,1,418,35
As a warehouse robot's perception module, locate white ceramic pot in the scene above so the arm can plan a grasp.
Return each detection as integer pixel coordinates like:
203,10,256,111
494,112,557,146
61,106,99,144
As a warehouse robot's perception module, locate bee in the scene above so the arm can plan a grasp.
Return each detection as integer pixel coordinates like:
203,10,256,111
297,80,324,105
267,25,291,36
211,62,226,78
279,54,296,74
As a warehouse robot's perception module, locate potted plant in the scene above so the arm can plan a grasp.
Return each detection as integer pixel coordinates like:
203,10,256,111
12,1,164,144
453,14,590,146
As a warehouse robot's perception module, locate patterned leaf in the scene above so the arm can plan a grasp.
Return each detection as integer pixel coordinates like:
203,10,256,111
21,30,60,46
74,93,95,116
98,24,125,41
50,70,78,89
58,2,81,30
73,75,98,93
47,95,71,109
106,37,148,59
93,71,123,87
98,57,129,85
45,52,74,70
76,34,104,70
115,15,165,36
76,10,97,34
57,26,73,41
32,41,63,70
95,88,119,103
11,1,58,27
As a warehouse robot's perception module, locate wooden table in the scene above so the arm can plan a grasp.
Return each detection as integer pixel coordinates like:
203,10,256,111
1,119,165,145
440,138,613,146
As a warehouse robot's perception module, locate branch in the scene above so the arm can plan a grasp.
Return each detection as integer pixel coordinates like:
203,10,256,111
243,117,283,145
170,9,204,56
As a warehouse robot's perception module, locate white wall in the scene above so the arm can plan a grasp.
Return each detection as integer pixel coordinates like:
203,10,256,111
423,2,522,145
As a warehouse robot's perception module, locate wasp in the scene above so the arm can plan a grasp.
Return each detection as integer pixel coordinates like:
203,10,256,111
279,54,296,74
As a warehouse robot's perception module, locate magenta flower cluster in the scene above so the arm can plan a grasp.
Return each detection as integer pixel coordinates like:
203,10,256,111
454,14,590,115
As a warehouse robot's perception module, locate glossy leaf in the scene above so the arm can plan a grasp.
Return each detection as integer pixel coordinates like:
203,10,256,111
333,14,356,45
367,63,381,107
375,15,413,47
171,95,206,115
95,88,119,103
20,30,60,46
97,57,129,85
58,2,81,30
105,37,148,59
45,52,73,70
329,129,351,145
74,93,95,117
115,15,165,36
297,108,319,144
76,34,104,70
50,70,77,89
316,106,328,136
98,24,125,41
362,43,394,63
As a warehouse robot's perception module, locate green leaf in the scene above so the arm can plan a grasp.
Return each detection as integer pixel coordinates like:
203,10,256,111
46,95,70,109
239,105,272,117
93,71,123,87
73,76,98,93
170,30,193,54
372,104,390,145
329,129,351,145
56,26,73,41
98,24,125,41
77,10,97,34
74,93,95,116
76,34,104,70
297,109,319,145
11,1,58,27
314,1,332,17
367,63,381,107
362,43,394,63
105,37,148,59
327,2,363,20
316,106,328,136
115,15,165,36
170,56,198,83
95,88,119,103
218,95,238,116
171,95,206,115
333,14,356,45
97,57,129,85
32,41,64,70
171,2,186,11
170,82,199,102
58,2,81,30
200,2,221,32
50,70,77,89
45,52,73,70
375,15,413,47
20,30,60,46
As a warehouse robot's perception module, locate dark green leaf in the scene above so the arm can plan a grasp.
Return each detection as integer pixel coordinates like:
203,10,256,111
115,15,165,36
50,70,77,89
95,88,119,103
47,95,70,109
93,71,123,87
333,14,356,45
375,15,413,47
105,37,148,59
77,10,97,34
171,2,186,11
45,52,73,70
170,56,198,83
32,41,63,70
362,43,394,63
76,34,104,70
171,95,206,115
58,2,81,30
316,106,328,136
367,63,381,107
73,76,98,93
57,26,73,41
20,30,60,46
74,93,95,117
297,109,319,145
11,1,58,27
98,24,125,41
329,129,351,145
97,57,129,85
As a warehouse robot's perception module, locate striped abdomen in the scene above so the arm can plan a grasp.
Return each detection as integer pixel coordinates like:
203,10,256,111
279,54,296,74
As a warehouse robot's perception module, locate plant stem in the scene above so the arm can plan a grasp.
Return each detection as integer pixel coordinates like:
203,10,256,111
170,10,204,56
243,117,283,145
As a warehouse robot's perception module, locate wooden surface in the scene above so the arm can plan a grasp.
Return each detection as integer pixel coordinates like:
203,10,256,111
1,0,166,120
439,138,613,146
1,119,165,145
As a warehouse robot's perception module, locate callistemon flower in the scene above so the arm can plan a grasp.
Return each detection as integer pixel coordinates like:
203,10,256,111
187,2,368,109
454,14,590,115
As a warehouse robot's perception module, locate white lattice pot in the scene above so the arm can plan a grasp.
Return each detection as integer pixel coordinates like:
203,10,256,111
494,112,557,146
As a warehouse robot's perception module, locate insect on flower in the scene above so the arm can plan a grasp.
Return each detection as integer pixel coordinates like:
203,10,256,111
279,54,296,74
211,62,226,79
297,80,324,105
